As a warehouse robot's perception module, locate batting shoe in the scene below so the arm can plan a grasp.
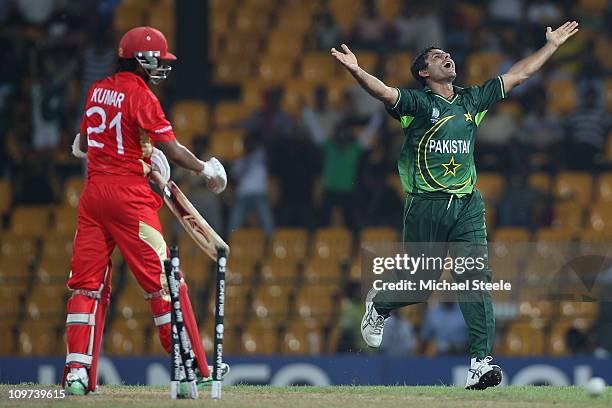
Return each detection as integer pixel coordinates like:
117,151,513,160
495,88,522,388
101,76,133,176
465,356,503,390
64,369,89,396
360,288,389,347
179,363,230,396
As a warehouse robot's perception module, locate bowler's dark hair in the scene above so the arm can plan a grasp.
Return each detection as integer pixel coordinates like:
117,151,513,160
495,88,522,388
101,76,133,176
411,46,440,87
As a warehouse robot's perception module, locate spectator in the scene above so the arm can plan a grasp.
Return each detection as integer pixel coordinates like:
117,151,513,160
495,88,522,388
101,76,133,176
172,138,224,236
565,326,590,355
337,282,372,353
96,0,122,24
351,0,386,50
236,87,293,141
379,310,417,357
565,87,611,169
303,109,382,229
272,128,320,228
526,0,562,25
477,104,516,142
14,156,60,205
474,104,519,171
575,48,604,104
31,56,66,152
442,5,469,64
575,0,606,31
183,179,224,240
497,172,548,231
307,87,342,139
498,32,541,95
470,25,502,53
272,87,337,228
31,22,79,153
3,100,31,175
393,4,445,51
488,0,523,25
420,302,468,355
412,8,445,52
0,0,13,25
392,5,417,49
358,147,403,227
16,0,55,24
345,84,381,119
76,25,115,123
0,43,17,146
313,11,341,51
595,299,612,356
516,91,563,169
228,129,274,236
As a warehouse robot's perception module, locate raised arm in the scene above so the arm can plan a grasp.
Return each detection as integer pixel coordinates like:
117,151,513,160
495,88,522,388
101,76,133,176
331,44,398,106
301,106,326,145
501,21,579,94
357,111,383,149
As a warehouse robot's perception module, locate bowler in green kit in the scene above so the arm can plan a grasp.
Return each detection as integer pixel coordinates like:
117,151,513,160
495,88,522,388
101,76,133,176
331,21,579,389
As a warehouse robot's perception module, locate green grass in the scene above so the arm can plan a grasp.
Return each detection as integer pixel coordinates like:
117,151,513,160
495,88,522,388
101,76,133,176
0,384,610,408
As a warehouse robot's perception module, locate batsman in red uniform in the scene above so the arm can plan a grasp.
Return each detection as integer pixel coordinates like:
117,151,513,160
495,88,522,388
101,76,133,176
63,26,228,395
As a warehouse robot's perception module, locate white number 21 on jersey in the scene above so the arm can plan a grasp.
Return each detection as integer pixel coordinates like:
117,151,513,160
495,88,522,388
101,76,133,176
85,106,124,155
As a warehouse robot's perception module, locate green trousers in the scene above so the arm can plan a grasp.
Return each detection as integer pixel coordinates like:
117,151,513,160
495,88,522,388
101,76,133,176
373,189,495,359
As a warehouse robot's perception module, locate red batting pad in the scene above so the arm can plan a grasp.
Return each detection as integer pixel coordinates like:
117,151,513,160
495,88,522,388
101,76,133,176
179,280,210,378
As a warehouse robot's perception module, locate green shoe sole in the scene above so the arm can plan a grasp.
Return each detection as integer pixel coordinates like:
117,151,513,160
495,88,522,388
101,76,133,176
65,380,87,396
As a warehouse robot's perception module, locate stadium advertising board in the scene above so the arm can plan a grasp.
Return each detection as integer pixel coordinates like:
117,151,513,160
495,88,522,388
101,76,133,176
1,356,610,387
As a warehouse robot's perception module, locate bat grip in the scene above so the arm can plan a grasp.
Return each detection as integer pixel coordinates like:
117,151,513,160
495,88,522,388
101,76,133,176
149,170,167,189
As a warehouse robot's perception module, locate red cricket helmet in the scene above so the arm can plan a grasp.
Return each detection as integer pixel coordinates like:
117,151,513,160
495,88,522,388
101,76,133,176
118,26,176,84
118,26,176,60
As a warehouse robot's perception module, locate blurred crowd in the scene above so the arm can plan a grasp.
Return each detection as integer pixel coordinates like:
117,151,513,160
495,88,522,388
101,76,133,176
1,0,610,236
1,0,611,358
0,0,118,203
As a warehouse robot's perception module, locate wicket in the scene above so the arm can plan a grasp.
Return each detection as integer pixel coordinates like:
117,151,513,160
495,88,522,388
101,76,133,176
164,245,228,400
211,246,227,399
165,247,198,399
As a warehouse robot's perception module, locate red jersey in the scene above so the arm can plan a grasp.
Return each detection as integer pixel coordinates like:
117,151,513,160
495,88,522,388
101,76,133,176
80,72,175,179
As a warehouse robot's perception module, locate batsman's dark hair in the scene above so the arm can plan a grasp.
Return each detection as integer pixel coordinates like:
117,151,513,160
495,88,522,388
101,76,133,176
116,58,139,73
411,46,440,87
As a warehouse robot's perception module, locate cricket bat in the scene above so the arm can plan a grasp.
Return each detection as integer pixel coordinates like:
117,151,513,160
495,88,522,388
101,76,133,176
150,171,229,261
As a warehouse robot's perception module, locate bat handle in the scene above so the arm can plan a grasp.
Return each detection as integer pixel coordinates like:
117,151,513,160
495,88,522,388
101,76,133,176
149,170,167,189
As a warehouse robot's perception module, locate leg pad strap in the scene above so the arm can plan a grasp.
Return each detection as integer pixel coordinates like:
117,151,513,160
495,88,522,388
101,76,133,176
66,313,96,325
144,289,169,300
66,352,93,367
72,289,101,299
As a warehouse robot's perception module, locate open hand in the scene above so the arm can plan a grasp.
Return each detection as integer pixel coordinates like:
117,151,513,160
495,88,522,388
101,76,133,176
331,44,360,73
546,21,579,48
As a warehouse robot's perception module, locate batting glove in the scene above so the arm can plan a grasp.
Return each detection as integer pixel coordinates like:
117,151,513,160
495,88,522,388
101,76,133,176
200,157,227,194
71,133,87,158
151,147,171,183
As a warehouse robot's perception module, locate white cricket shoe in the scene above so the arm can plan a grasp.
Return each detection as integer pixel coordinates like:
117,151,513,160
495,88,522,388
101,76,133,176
360,288,389,347
65,368,89,395
465,356,503,390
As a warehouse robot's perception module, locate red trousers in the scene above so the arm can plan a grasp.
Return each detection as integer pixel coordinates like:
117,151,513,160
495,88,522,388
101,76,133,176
69,176,169,303
65,176,172,384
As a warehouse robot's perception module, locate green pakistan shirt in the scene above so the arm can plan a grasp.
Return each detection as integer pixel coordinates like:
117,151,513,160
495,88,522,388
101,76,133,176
386,76,506,196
